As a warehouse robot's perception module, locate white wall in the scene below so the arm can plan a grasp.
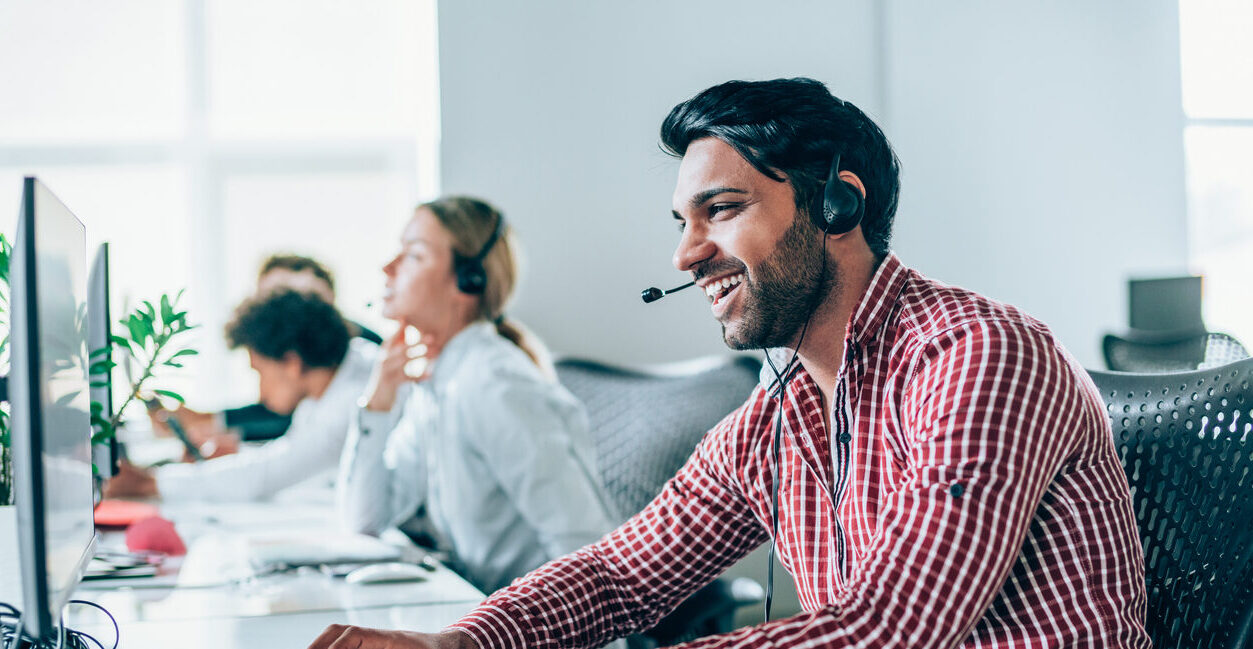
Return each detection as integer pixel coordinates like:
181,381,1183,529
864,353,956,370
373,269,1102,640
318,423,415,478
885,1,1188,365
438,0,881,364
438,0,1187,369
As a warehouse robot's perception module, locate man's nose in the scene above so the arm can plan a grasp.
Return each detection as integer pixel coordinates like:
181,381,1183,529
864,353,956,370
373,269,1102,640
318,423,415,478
672,224,716,272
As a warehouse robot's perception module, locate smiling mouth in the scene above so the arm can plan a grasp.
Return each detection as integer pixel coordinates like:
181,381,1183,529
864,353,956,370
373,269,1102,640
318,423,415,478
705,273,745,308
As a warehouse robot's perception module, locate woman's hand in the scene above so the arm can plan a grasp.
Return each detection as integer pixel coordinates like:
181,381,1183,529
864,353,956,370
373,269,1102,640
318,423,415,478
361,326,443,412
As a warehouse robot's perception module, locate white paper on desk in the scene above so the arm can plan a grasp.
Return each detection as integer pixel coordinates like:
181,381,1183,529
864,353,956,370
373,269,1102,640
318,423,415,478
178,533,255,586
245,532,401,571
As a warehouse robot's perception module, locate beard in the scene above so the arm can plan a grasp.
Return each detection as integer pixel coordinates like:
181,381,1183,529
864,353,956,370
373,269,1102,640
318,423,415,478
712,216,835,351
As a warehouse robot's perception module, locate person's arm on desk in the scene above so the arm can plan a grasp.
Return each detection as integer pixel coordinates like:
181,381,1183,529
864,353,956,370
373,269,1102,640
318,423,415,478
312,406,765,649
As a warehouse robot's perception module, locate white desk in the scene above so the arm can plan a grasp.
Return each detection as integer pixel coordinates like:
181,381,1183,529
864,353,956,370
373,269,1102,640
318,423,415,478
67,602,481,649
4,478,484,648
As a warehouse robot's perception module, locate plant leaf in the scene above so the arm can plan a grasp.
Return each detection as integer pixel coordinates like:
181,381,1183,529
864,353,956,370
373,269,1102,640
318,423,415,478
126,315,146,345
153,389,185,404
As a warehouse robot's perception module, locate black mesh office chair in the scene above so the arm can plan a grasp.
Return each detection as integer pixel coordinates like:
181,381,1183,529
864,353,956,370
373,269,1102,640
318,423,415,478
1103,328,1249,373
1087,360,1253,649
555,355,764,648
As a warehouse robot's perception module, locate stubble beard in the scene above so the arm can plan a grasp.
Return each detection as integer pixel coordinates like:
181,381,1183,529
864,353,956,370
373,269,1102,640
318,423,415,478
721,216,835,351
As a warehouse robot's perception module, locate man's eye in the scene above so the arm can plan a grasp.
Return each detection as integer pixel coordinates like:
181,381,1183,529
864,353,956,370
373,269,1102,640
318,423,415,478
675,220,686,233
710,203,741,217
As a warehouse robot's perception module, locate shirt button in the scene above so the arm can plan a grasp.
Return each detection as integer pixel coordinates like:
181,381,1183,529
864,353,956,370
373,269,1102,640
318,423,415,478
949,482,965,498
838,433,852,444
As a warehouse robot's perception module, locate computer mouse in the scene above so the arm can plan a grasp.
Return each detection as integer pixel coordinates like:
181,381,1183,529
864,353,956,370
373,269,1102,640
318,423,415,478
344,562,430,585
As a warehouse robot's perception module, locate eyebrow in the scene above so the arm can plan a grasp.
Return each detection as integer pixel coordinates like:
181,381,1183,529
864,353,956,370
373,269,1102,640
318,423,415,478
672,187,750,219
689,187,748,208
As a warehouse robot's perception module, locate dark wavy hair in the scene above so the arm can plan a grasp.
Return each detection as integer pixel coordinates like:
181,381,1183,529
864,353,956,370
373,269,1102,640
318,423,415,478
224,288,350,369
659,77,901,258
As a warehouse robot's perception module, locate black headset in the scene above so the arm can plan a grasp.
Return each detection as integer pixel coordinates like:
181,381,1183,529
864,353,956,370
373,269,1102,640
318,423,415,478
762,148,864,622
453,211,505,295
810,151,865,235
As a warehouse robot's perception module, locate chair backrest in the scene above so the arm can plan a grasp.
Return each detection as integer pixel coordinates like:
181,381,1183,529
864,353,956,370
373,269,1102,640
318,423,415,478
1103,330,1250,373
555,355,762,521
1088,359,1253,648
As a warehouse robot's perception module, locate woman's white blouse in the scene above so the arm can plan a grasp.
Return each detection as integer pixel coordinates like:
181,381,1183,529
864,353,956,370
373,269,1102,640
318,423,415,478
337,322,616,594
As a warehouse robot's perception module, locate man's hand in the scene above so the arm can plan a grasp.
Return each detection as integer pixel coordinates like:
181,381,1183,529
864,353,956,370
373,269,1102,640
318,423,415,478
195,431,240,460
103,460,159,499
306,626,477,649
361,326,443,412
148,405,222,446
177,407,224,446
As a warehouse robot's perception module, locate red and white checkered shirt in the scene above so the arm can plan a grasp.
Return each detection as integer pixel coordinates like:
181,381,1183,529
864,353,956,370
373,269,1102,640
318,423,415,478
451,254,1149,648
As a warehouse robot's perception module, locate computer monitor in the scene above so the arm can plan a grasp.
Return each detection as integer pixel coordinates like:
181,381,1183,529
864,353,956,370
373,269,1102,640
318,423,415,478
88,242,118,479
1128,276,1205,332
9,177,97,643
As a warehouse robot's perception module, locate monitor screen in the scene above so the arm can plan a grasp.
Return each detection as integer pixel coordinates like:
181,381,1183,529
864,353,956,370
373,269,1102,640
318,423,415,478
1128,276,1204,332
88,243,117,479
10,177,96,642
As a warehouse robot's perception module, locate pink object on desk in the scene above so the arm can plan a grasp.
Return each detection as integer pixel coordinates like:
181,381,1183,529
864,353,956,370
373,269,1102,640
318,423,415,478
125,516,187,556
94,499,161,528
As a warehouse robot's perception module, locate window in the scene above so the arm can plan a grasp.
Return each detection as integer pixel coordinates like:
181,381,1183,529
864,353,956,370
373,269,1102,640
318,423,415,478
0,0,439,410
1180,0,1253,345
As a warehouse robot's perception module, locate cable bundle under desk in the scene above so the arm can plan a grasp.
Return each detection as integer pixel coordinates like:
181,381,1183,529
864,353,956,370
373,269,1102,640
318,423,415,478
0,600,118,649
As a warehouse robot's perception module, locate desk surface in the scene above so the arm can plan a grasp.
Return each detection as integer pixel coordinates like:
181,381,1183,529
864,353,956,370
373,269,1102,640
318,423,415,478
3,477,485,648
70,601,480,649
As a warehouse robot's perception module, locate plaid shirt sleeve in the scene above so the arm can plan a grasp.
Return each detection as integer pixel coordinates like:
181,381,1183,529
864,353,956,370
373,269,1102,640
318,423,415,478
454,319,1099,648
449,401,771,649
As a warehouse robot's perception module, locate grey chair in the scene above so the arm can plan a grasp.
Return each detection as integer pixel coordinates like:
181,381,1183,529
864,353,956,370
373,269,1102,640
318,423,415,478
1103,328,1249,373
1087,360,1253,649
555,355,764,647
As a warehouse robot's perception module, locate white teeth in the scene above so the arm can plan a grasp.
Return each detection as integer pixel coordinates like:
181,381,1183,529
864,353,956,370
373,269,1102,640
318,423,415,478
705,274,745,301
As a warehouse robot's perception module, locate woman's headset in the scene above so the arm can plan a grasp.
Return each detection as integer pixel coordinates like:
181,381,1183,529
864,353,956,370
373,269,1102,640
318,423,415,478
453,211,505,295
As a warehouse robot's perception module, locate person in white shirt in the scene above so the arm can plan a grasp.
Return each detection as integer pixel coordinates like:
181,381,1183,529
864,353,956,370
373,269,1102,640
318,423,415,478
338,195,616,594
104,289,377,502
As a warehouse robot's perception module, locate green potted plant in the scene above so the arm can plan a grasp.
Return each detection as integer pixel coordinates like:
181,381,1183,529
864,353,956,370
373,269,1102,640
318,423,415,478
91,291,199,449
0,232,197,506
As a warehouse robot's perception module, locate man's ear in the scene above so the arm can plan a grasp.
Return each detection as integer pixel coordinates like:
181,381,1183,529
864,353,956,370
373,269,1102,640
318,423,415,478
838,170,867,199
283,351,307,376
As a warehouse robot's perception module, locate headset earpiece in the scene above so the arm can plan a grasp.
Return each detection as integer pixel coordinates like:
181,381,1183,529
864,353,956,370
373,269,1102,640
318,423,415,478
454,212,505,295
810,152,865,235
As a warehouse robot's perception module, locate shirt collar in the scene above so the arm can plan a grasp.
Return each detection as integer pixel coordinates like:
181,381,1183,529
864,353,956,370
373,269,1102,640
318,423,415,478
845,252,909,347
429,320,496,387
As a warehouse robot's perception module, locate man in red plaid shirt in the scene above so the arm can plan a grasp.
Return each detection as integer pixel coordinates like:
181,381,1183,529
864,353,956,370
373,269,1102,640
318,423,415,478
309,78,1149,648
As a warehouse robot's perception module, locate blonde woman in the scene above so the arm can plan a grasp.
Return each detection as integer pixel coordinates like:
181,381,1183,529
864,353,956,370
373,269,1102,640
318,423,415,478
338,196,615,594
